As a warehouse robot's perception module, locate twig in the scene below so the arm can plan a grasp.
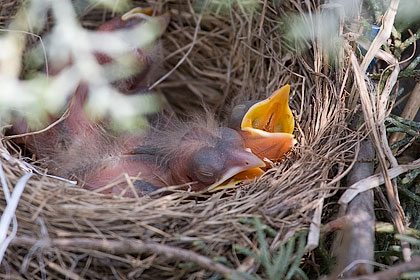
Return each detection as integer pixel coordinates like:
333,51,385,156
341,256,420,280
342,140,376,277
258,0,267,36
330,140,376,279
10,236,243,279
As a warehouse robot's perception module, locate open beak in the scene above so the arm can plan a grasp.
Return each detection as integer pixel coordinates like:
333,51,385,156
208,149,265,192
121,7,170,32
240,85,296,161
208,85,296,191
121,7,154,20
208,167,264,192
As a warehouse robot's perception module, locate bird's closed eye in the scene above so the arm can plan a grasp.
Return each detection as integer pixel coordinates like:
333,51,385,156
197,166,214,178
189,147,223,184
194,164,217,184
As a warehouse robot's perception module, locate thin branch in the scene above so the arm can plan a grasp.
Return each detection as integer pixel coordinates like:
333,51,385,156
341,256,420,280
343,140,375,277
11,236,242,279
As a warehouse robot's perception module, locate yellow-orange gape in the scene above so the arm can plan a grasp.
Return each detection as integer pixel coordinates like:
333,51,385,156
239,85,296,163
213,85,297,191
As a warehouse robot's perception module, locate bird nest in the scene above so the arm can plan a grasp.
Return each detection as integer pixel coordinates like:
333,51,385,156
0,0,361,278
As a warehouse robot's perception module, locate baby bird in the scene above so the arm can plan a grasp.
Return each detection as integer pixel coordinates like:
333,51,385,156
10,8,297,197
94,7,170,93
18,85,265,196
229,85,296,163
19,86,296,196
13,85,296,197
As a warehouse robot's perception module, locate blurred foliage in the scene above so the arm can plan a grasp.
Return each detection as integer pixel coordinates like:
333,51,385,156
194,0,261,16
282,0,420,66
283,11,343,59
85,0,132,12
282,0,363,63
394,0,420,31
0,0,164,132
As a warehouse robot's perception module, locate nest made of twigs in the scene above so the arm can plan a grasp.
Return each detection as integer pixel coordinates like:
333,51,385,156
1,0,360,279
